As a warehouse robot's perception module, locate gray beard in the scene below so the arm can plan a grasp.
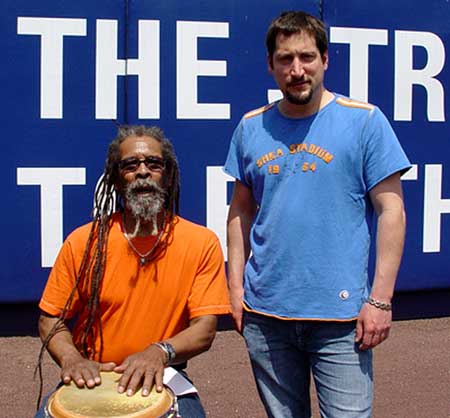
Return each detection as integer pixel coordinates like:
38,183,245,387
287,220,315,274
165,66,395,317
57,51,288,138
124,179,166,237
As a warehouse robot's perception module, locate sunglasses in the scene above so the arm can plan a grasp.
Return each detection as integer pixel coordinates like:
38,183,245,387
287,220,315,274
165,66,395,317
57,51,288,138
118,156,165,173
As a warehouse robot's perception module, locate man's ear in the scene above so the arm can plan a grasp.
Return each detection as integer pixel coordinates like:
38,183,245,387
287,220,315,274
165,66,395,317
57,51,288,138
322,50,329,71
267,54,274,75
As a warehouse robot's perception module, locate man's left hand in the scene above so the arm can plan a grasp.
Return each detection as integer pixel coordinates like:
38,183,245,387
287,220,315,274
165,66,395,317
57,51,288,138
355,302,392,350
113,344,167,397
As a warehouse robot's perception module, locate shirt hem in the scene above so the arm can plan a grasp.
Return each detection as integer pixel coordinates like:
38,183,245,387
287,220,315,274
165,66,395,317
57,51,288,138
243,302,358,322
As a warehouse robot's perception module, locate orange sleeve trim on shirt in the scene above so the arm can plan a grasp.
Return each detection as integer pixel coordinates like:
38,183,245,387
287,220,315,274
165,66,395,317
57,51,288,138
336,97,374,111
242,302,357,322
244,102,276,119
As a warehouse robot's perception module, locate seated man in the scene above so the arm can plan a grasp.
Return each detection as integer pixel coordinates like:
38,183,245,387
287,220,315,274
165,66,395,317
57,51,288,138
36,125,230,418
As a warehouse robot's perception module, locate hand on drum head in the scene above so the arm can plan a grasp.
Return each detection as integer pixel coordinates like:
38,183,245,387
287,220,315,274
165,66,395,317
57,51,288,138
60,354,116,389
114,344,167,398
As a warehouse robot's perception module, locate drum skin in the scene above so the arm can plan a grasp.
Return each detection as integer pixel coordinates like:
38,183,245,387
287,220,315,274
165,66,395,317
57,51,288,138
46,372,175,418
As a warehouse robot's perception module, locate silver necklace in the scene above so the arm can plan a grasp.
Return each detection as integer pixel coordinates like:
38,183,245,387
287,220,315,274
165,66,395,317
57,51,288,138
122,213,166,266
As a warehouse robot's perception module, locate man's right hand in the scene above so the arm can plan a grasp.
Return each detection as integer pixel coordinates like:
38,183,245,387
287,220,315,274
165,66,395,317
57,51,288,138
60,353,116,388
38,312,116,388
61,354,116,388
229,287,244,333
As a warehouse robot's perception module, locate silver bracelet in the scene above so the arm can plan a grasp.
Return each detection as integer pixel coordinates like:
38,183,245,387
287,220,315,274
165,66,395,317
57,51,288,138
366,296,392,311
153,341,176,365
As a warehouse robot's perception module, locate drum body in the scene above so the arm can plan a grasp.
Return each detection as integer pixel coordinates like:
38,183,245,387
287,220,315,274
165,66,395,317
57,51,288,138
45,372,178,418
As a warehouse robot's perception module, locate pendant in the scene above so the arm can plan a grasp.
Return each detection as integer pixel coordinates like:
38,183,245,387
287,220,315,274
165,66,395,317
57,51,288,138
140,257,146,266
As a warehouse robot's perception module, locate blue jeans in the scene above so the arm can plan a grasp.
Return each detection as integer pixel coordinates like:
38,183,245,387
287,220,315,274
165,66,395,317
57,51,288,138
243,311,373,418
35,388,205,418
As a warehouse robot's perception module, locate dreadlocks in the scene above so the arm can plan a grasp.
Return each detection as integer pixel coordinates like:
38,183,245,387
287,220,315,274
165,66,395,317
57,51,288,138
36,126,180,407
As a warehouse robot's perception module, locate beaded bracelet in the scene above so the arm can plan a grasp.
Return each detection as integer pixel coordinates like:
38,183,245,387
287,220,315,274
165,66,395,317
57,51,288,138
366,296,392,311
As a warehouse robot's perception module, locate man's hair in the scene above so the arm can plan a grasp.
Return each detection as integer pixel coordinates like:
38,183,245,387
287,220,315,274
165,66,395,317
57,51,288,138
266,11,328,65
36,126,180,407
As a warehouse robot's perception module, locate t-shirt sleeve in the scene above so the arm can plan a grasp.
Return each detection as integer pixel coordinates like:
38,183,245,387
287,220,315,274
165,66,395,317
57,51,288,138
362,106,411,191
223,119,249,186
187,234,231,319
39,237,80,318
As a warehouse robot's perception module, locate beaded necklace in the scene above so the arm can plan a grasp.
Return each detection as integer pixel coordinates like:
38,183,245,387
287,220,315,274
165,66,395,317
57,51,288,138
121,213,166,266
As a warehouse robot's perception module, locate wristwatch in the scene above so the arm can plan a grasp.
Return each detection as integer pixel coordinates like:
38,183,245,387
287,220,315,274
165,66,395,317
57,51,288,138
154,341,176,365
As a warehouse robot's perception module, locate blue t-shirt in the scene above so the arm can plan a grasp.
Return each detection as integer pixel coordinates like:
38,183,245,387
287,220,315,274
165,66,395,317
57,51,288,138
224,95,411,320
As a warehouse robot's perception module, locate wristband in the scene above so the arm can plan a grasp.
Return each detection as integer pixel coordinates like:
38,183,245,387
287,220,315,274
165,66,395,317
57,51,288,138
153,342,176,365
366,296,392,311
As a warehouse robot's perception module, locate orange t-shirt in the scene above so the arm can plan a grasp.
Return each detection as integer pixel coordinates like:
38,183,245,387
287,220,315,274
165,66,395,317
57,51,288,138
39,214,230,363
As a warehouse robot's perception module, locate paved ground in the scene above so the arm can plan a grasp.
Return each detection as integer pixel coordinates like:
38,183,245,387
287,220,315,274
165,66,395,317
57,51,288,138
1,317,449,418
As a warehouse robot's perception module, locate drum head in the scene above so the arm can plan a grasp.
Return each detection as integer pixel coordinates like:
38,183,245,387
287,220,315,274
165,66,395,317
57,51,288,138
47,371,175,418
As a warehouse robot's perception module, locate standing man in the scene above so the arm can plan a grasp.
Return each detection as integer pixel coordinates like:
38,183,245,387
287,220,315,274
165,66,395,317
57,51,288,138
224,11,410,418
37,125,230,418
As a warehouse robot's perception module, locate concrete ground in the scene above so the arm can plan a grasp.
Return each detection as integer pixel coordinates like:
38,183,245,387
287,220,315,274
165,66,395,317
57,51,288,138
1,317,449,418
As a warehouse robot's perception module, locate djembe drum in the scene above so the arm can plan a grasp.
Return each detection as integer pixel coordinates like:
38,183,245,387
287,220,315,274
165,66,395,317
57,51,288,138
45,371,178,418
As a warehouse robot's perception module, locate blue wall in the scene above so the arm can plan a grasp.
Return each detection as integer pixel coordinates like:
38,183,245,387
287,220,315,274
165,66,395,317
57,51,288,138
1,0,449,302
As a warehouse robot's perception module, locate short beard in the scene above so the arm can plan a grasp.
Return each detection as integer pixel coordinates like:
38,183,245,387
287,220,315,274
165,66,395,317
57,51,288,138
124,179,166,237
285,86,313,105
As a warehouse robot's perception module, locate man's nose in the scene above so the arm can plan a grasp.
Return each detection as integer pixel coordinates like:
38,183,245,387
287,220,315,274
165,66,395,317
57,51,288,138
135,161,151,178
290,57,304,77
